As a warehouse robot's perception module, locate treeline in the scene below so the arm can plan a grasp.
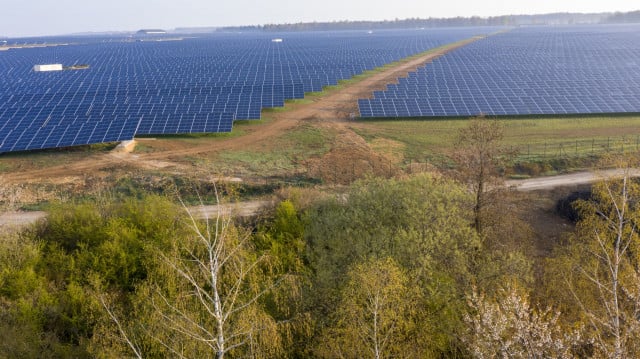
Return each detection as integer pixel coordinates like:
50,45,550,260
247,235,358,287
2,170,640,357
0,175,522,357
603,11,640,24
2,119,640,357
218,12,620,33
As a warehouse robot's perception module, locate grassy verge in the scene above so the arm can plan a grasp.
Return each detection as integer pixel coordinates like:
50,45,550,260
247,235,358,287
0,143,118,173
204,124,334,177
352,115,640,174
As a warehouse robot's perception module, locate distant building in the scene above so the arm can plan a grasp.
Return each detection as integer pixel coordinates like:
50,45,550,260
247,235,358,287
33,64,63,72
137,29,167,35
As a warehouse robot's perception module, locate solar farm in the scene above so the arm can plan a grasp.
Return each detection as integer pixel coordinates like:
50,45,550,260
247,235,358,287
1,24,640,155
359,24,640,117
0,28,491,153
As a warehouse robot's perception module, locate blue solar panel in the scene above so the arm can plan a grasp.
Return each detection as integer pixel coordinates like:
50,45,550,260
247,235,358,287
0,28,499,153
359,24,640,118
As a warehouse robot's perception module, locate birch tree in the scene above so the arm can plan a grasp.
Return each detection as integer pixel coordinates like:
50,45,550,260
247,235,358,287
569,165,640,358
316,257,420,359
146,193,286,359
96,190,291,358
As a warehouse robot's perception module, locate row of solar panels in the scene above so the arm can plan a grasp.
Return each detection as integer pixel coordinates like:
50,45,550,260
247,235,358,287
0,112,234,153
358,24,640,118
1,28,498,153
359,95,639,117
2,85,303,110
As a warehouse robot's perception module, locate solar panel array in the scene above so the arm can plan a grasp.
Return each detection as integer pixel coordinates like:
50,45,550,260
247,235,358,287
359,24,640,118
0,28,496,153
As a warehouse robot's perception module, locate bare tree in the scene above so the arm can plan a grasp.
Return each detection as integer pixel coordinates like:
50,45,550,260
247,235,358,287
150,189,285,359
100,187,288,358
570,164,640,358
454,117,512,235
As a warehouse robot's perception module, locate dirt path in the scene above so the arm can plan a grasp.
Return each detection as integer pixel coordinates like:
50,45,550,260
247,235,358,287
5,169,640,228
0,201,270,230
0,37,482,185
506,169,640,191
0,211,47,229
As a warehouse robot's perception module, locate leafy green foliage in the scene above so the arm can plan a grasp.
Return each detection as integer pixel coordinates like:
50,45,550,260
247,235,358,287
35,195,182,291
305,174,485,354
547,167,640,358
0,174,545,357
316,257,422,358
0,194,186,357
256,200,306,273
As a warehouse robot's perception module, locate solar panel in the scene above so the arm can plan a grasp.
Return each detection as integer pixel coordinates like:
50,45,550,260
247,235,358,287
0,27,499,153
359,24,640,118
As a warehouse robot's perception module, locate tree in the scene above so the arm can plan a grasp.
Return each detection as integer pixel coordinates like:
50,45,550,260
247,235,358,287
304,174,524,355
255,200,306,274
116,191,292,359
567,164,640,358
463,285,579,358
453,117,512,235
0,232,53,358
316,257,419,359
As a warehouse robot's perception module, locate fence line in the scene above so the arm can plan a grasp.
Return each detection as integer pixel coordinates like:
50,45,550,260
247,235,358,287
405,135,640,174
513,135,640,162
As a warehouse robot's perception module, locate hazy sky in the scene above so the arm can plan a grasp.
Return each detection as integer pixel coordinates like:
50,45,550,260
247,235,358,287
1,0,638,37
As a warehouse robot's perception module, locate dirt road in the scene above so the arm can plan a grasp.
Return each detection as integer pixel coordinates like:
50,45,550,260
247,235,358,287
0,211,47,229
5,169,640,229
0,201,270,230
506,169,640,191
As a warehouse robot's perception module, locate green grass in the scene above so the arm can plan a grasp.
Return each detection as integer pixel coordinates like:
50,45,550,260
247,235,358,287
0,143,118,173
132,124,255,152
352,115,640,172
211,124,333,176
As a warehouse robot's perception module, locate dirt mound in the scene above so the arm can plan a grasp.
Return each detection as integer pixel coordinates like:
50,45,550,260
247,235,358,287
308,132,399,185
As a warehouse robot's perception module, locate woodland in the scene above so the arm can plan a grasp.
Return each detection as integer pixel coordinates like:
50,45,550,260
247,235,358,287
1,119,640,358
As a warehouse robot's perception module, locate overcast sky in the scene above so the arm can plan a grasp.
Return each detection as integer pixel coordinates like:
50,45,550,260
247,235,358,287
1,0,638,38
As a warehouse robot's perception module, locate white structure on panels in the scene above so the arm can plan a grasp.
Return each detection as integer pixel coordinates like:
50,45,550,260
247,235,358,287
33,64,63,72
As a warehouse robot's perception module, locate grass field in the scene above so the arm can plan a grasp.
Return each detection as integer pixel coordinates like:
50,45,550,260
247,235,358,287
350,115,640,173
213,124,333,176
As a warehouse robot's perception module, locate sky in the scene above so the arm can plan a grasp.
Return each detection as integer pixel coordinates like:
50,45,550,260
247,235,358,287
1,0,638,38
